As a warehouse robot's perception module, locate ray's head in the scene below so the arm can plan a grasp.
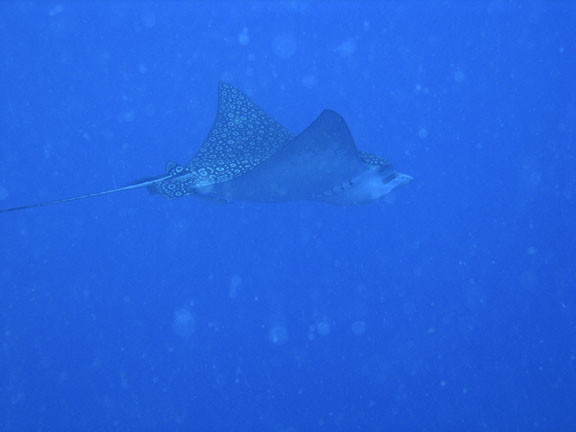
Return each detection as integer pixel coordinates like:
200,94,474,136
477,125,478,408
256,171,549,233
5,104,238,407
319,166,413,205
360,167,413,200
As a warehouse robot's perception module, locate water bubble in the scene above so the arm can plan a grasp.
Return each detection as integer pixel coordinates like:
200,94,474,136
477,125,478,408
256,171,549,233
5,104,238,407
316,321,331,336
454,69,466,83
144,104,156,116
142,13,156,28
172,308,195,340
268,326,288,345
336,38,356,57
351,320,366,336
229,274,242,298
0,186,8,201
49,5,64,17
272,34,297,59
238,27,250,46
118,111,136,123
302,74,317,89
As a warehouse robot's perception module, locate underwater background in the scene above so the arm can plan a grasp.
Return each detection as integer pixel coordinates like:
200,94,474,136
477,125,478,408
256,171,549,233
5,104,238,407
1,2,575,431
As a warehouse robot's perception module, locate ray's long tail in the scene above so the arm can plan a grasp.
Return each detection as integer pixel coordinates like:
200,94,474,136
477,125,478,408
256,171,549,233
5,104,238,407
0,175,171,214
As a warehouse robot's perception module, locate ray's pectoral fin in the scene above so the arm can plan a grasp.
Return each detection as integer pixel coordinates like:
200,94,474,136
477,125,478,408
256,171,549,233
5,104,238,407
186,81,294,185
195,108,412,205
197,109,369,202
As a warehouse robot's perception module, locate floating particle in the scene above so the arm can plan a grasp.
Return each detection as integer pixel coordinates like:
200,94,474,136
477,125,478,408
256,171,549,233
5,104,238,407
49,5,64,16
272,34,297,59
229,274,242,298
351,320,366,336
336,38,356,57
454,69,466,83
238,27,250,46
302,74,317,89
142,13,156,28
268,326,288,345
317,321,331,336
173,308,195,340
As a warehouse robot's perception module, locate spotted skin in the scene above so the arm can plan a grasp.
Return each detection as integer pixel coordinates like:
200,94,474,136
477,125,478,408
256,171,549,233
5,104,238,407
154,164,195,199
358,151,391,169
154,82,295,199
188,82,293,183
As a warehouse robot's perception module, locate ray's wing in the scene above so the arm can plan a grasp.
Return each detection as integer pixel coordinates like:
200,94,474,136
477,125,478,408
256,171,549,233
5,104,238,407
196,110,368,202
187,82,294,186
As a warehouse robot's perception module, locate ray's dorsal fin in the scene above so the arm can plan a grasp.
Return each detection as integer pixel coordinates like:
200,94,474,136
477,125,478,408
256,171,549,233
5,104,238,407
186,81,294,186
165,161,180,174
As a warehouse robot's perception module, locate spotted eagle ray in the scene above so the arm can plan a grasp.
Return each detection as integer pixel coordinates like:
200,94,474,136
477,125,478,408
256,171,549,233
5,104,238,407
0,82,412,213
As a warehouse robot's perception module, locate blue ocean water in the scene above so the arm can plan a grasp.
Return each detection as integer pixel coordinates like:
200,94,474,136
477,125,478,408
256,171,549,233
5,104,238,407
1,2,575,431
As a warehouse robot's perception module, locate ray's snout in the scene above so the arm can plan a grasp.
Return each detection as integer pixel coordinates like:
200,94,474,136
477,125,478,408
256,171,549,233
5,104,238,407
367,167,412,200
320,166,412,205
